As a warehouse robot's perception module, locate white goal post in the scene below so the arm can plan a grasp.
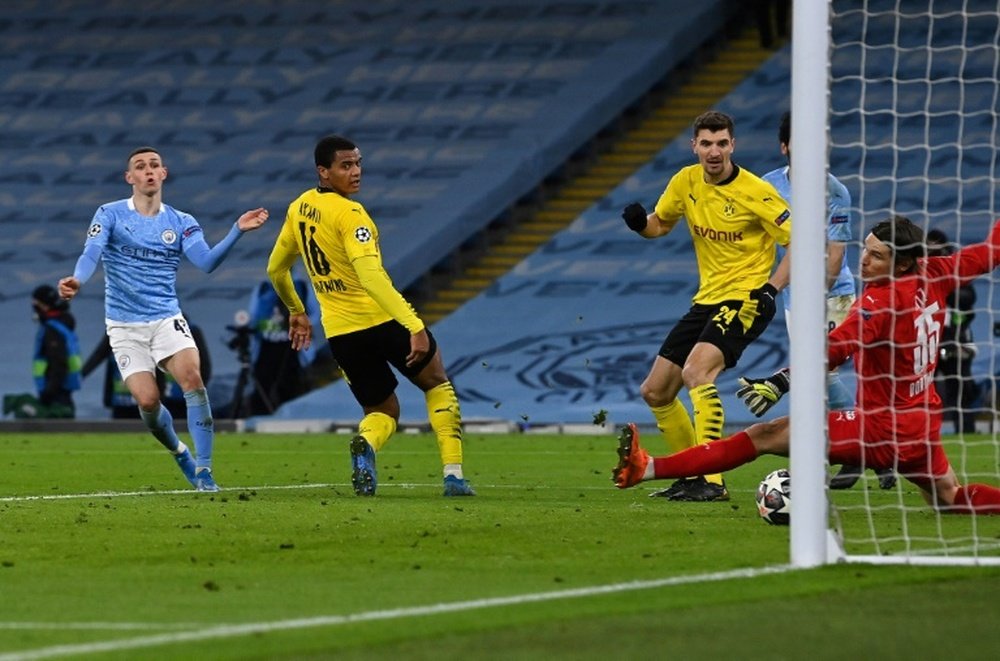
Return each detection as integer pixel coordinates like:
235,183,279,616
790,0,1000,566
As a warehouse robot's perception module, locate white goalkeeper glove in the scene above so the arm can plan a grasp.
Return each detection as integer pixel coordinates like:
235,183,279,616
736,368,790,417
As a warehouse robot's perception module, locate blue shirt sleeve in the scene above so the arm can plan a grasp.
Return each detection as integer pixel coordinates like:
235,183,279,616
73,207,113,283
183,222,243,273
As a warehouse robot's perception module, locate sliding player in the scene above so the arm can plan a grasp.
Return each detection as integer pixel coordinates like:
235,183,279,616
614,215,1000,515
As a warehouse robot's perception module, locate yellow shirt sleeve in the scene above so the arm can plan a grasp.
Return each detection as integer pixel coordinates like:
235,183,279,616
653,169,688,226
353,255,425,334
266,217,306,316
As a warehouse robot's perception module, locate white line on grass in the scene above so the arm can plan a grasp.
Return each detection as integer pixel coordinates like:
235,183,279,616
3,481,720,503
0,564,796,661
0,484,334,502
0,623,196,631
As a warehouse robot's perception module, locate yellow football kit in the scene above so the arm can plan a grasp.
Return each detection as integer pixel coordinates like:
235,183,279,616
654,163,791,304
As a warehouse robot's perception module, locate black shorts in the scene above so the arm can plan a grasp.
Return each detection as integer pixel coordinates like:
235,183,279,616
659,299,774,369
327,321,437,407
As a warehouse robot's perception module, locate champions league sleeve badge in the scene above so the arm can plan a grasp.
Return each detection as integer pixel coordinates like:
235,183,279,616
354,227,372,243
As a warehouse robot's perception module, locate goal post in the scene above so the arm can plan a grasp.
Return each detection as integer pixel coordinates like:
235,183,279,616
788,0,830,568
792,0,1000,566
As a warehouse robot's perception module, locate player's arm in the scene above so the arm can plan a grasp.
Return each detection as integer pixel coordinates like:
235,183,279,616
353,255,424,334
951,218,1000,280
622,172,686,238
353,255,429,366
185,208,269,273
826,241,846,289
59,241,102,300
60,209,112,299
621,203,680,238
768,243,791,291
265,222,312,351
826,187,852,289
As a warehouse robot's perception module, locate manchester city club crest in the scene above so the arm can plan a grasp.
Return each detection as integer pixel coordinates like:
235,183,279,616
161,229,177,244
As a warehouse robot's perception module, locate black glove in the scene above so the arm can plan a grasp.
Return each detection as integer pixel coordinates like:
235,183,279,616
622,202,648,233
736,367,790,417
748,282,778,324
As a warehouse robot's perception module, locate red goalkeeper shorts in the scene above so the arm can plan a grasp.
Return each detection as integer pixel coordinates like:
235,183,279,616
827,408,949,483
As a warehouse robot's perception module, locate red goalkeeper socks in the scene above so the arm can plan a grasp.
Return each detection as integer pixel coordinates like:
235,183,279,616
652,431,758,479
952,484,1000,514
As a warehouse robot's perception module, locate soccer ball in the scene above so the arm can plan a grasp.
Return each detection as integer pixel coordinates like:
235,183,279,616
756,468,791,525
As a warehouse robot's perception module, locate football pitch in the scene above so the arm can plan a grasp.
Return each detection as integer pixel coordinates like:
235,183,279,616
1,431,997,660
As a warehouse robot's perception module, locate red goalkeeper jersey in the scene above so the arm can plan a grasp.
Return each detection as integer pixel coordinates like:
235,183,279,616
829,220,1000,415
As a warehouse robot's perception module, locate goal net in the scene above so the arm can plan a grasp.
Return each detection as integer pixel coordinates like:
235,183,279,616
800,0,1000,565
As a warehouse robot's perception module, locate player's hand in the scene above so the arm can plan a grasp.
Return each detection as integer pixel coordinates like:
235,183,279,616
622,202,649,233
406,329,431,368
736,368,790,417
288,313,312,351
58,276,80,301
237,207,269,232
749,283,778,321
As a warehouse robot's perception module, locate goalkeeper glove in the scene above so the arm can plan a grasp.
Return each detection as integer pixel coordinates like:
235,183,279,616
736,367,790,417
622,202,649,233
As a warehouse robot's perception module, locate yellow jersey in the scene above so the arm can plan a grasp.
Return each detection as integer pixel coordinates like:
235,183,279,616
271,187,416,337
654,163,791,304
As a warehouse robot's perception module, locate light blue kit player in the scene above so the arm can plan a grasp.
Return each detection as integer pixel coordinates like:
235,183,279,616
737,113,896,490
759,111,856,410
59,147,268,491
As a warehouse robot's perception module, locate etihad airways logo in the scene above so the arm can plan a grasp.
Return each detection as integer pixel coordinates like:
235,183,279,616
691,225,743,242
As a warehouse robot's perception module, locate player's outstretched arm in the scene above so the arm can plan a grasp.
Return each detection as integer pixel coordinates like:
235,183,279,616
186,208,270,273
736,368,790,417
236,207,269,232
621,202,677,238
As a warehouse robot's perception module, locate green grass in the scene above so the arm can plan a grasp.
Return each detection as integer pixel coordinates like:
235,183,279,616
0,431,998,660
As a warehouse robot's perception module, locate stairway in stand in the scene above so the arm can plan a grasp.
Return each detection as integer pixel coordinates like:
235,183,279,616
415,28,783,325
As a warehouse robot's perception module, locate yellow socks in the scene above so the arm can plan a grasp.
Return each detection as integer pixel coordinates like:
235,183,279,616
650,399,696,454
425,381,463,467
689,383,726,486
357,411,396,452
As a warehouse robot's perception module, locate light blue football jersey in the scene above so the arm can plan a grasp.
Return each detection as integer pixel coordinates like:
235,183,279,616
762,166,855,311
82,198,203,323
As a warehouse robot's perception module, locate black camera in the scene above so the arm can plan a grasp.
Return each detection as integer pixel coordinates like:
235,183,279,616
226,324,253,359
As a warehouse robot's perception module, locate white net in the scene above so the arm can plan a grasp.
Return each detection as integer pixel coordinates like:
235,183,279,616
827,0,1000,562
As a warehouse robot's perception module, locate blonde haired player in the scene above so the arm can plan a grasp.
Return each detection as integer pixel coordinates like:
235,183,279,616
59,146,268,491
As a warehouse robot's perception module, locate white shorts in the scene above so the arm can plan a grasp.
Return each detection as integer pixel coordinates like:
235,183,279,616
107,314,197,381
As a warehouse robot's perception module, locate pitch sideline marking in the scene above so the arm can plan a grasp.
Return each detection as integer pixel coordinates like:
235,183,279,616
0,623,196,631
0,564,795,661
2,481,753,503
